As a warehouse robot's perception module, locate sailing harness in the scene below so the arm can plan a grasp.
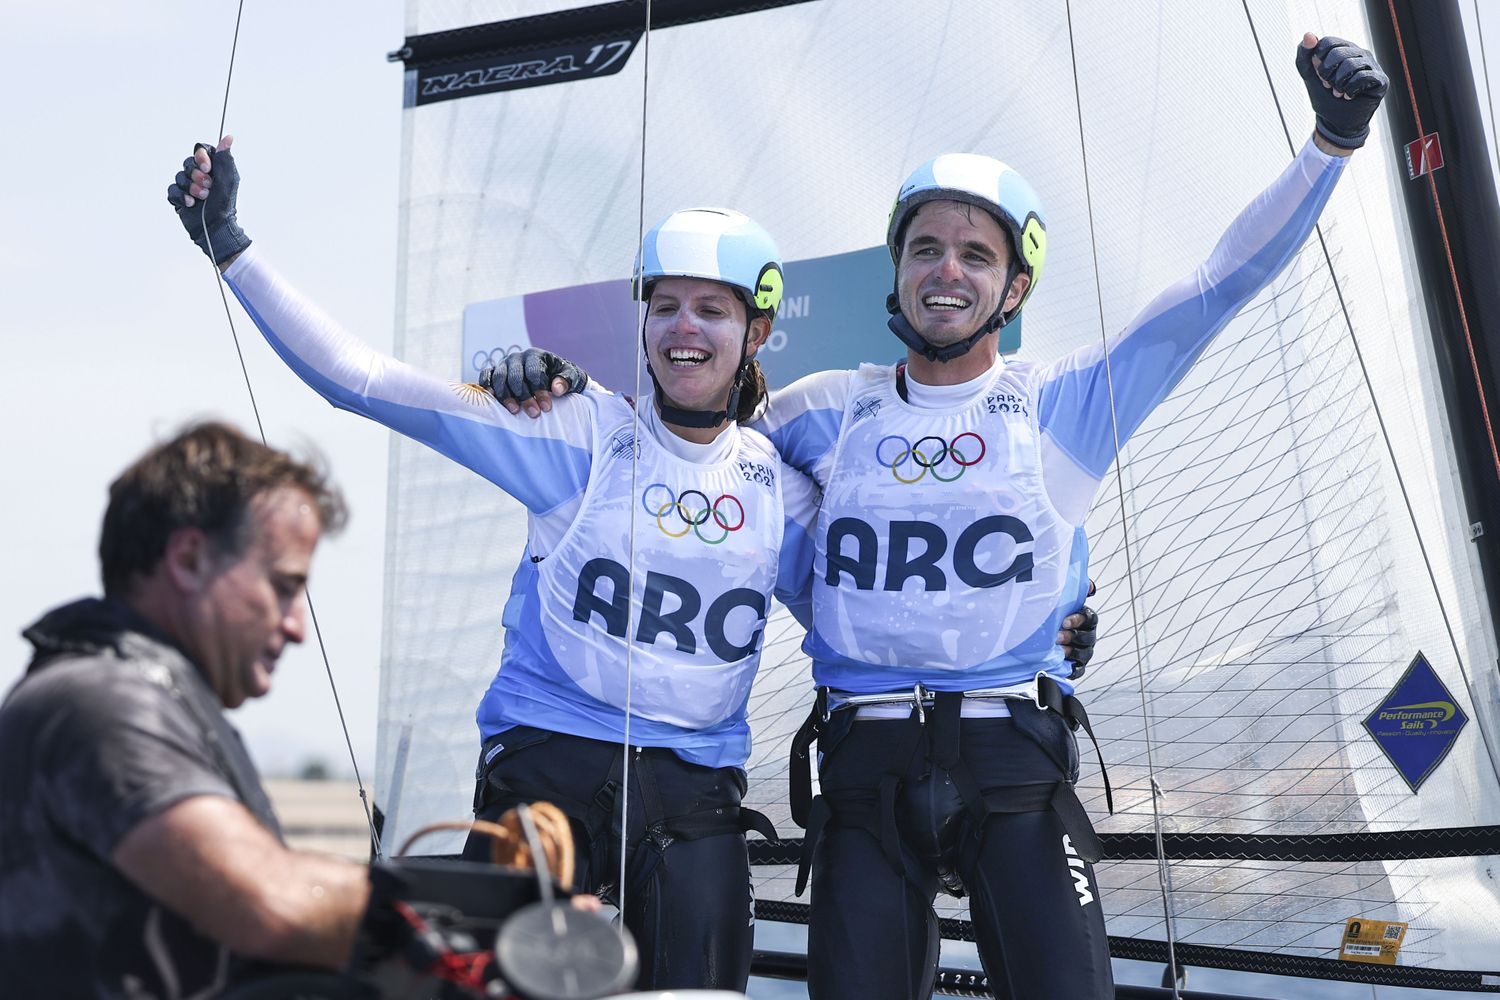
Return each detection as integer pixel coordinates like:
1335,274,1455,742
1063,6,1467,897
787,673,1113,896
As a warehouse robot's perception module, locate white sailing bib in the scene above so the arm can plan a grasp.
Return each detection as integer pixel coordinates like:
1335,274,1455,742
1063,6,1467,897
532,400,785,731
811,366,1073,689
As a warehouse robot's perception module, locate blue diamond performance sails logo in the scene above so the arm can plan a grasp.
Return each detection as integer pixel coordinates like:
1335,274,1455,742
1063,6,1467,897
1362,652,1469,792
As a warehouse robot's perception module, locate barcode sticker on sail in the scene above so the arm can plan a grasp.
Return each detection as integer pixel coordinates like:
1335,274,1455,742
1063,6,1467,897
1341,918,1409,964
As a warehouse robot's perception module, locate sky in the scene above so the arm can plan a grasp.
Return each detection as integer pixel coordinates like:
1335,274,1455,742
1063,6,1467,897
0,1,406,780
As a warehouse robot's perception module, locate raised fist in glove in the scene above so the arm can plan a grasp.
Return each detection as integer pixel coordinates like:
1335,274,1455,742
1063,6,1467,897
166,135,251,266
1297,33,1388,150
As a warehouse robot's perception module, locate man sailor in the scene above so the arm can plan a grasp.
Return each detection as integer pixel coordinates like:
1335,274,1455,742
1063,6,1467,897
772,32,1389,1000
0,422,370,996
483,31,1389,999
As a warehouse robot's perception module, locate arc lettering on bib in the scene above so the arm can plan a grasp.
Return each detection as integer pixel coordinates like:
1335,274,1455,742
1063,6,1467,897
481,398,785,743
572,556,768,662
823,515,1035,592
808,366,1073,680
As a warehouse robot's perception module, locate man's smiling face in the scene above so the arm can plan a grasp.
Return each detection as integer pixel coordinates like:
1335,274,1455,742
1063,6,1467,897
896,200,1020,346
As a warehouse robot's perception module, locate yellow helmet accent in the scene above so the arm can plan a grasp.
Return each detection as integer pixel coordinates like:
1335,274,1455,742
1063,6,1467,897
754,263,784,315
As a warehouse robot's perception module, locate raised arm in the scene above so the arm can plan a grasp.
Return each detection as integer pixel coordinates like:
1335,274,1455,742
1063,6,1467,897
168,138,593,515
472,344,857,493
1035,34,1385,521
1037,135,1344,477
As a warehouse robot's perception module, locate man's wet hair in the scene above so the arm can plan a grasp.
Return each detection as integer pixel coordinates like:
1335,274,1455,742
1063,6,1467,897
99,421,347,596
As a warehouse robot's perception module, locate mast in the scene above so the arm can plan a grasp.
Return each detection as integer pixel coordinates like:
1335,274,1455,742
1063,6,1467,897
1365,0,1500,672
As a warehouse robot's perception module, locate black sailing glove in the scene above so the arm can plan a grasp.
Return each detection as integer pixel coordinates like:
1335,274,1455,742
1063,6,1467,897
1296,36,1389,150
479,348,589,406
166,142,252,264
1065,605,1099,681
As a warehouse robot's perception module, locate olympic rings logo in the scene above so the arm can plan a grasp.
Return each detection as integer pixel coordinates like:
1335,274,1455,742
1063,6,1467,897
875,432,987,484
641,484,746,545
471,345,527,374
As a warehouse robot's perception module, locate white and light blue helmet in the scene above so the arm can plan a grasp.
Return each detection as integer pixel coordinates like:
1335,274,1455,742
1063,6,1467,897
634,208,785,319
886,153,1047,327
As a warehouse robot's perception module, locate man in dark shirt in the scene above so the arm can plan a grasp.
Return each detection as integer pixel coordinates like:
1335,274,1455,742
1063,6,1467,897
0,421,372,997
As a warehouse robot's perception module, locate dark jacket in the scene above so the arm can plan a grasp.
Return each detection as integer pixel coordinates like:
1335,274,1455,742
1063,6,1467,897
0,597,280,998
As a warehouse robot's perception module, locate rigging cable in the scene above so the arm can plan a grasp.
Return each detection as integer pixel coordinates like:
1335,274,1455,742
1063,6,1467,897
1058,2,1182,997
617,0,656,931
200,0,381,856
202,0,265,447
1235,4,1487,772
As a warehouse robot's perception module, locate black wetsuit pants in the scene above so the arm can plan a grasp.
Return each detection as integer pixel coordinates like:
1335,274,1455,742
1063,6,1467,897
807,712,1113,1000
462,728,754,992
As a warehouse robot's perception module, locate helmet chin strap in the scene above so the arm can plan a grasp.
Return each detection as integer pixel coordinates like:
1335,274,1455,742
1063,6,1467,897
642,314,753,430
887,259,1020,364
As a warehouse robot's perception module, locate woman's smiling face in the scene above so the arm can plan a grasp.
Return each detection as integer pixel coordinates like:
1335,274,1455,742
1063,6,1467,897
644,276,759,413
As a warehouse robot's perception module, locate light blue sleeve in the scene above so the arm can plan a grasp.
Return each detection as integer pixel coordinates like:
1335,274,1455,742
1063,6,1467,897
222,247,593,515
753,369,854,487
1037,137,1346,482
774,460,822,630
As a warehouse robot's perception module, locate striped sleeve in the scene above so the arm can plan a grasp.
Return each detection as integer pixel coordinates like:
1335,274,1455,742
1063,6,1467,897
754,368,854,488
1035,137,1345,520
774,460,821,629
223,247,593,515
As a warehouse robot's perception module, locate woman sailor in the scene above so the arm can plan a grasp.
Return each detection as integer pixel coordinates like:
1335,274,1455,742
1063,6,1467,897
167,139,818,993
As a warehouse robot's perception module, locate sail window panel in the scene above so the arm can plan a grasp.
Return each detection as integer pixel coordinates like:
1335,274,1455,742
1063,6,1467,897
376,431,529,857
1050,0,1300,355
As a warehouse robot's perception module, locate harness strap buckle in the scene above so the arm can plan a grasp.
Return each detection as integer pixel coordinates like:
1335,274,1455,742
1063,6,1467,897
912,682,929,725
1032,670,1050,711
789,698,828,828
1033,673,1114,816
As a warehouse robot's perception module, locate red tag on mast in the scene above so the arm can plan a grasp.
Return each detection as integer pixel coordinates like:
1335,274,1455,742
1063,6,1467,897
1405,132,1445,178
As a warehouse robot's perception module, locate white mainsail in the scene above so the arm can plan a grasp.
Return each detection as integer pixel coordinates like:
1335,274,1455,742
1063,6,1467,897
377,0,1500,981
